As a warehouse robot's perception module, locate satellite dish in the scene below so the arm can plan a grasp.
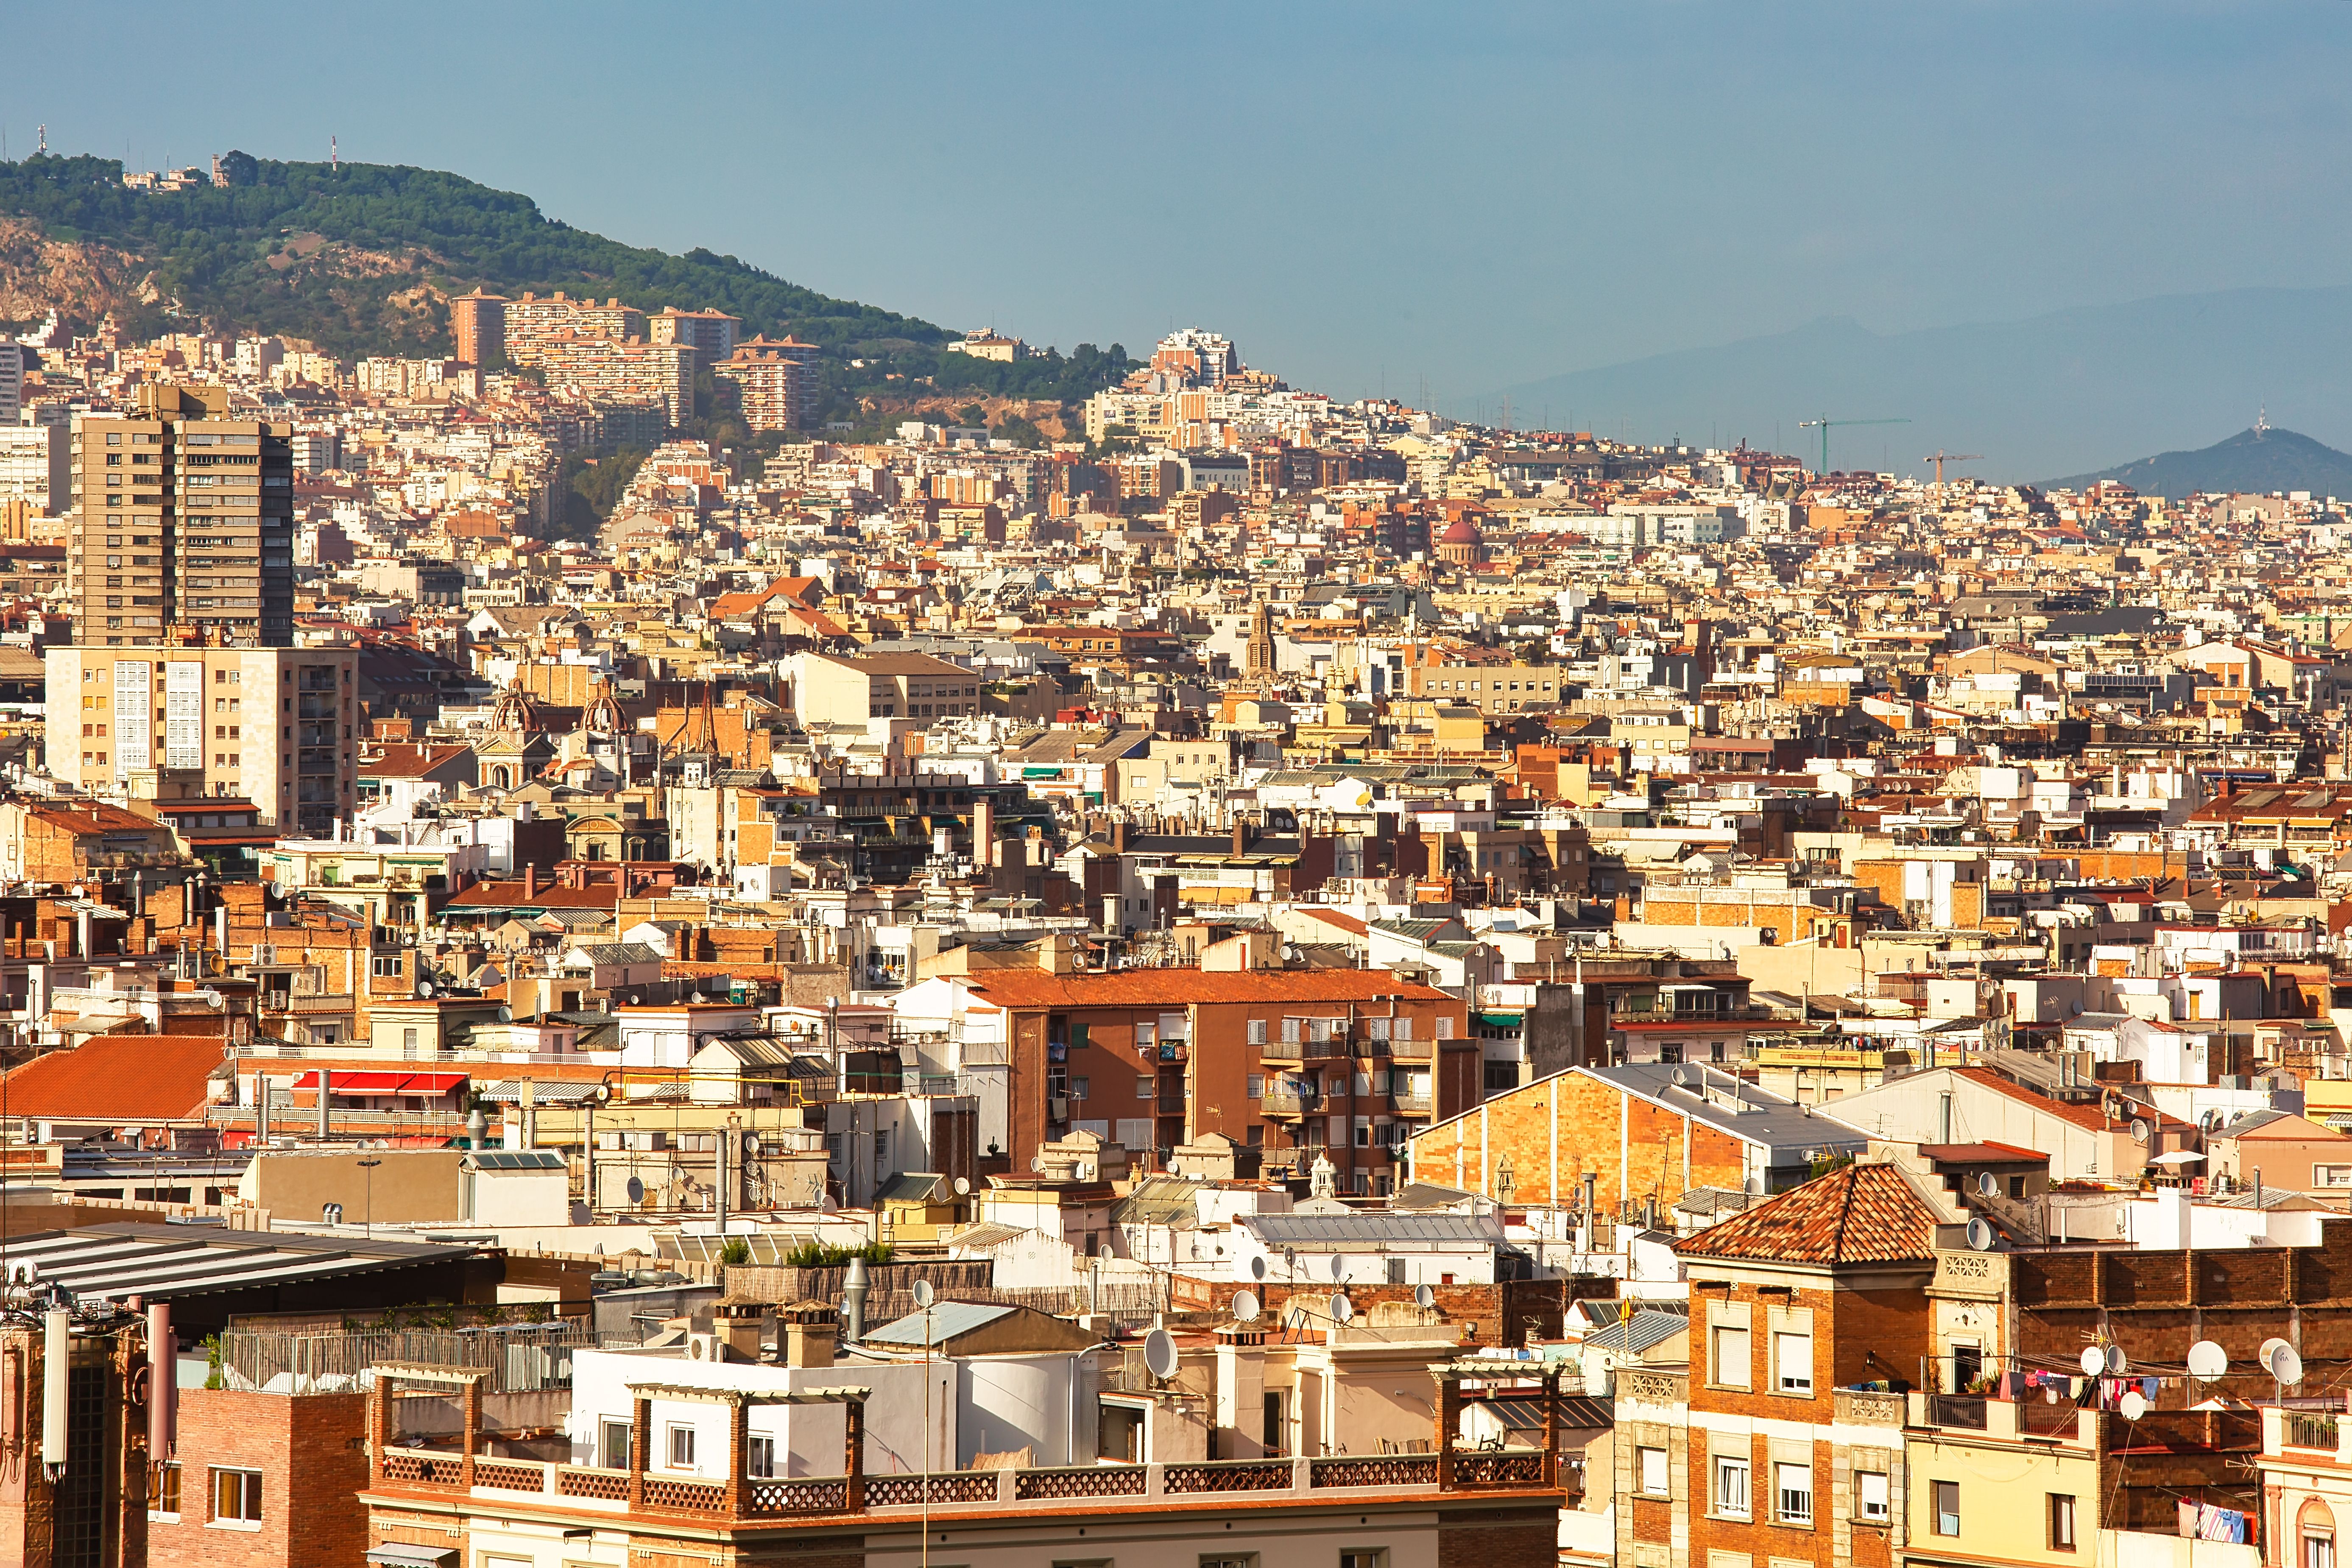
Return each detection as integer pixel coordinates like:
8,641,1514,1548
1249,1256,1267,1281
1330,1293,1354,1325
497,1004,513,1023
746,1135,762,1156
2118,1390,2148,1422
2271,1344,2304,1385
2130,1119,2152,1145
953,1176,971,1197
2079,1346,2107,1378
1976,1172,1999,1198
912,1280,935,1309
2104,1345,2128,1377
1234,1290,1261,1324
1030,1155,1045,1174
1330,1254,1345,1281
1414,1283,1436,1309
626,1176,645,1204
1966,1216,1996,1252
2259,1336,2291,1373
2187,1341,2228,1381
416,980,434,998
1143,1328,1179,1381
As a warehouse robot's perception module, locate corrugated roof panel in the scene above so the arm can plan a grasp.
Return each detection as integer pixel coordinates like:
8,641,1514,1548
864,1301,1018,1346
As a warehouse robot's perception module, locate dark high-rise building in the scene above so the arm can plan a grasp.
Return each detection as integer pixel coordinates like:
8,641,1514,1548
70,384,295,647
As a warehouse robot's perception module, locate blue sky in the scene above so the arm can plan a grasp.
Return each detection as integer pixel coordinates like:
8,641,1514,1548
6,2,2349,411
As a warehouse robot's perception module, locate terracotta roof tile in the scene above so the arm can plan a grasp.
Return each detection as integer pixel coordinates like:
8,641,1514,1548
1673,1163,1938,1266
0,1034,227,1122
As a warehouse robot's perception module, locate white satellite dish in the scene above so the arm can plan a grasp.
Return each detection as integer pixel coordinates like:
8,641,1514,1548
2187,1341,2228,1381
1234,1290,1261,1324
1143,1328,1179,1381
953,1176,971,1197
2105,1345,2128,1377
1976,1172,1999,1198
1249,1256,1267,1281
625,1176,645,1204
1330,1293,1354,1325
2259,1337,2291,1373
2271,1344,2304,1385
912,1280,935,1309
1030,1155,1045,1174
2118,1389,2148,1421
1965,1217,1996,1252
2079,1346,2107,1378
1330,1254,1346,1281
1414,1283,1436,1309
2130,1119,2151,1145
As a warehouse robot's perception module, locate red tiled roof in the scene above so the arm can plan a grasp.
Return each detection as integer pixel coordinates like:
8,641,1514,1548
1674,1163,1939,1266
0,1034,226,1122
1300,909,1369,937
952,969,1454,1010
444,881,620,909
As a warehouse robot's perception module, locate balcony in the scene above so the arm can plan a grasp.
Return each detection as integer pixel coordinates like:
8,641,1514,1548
1261,1086,1323,1118
1909,1389,2094,1442
1381,1038,1437,1062
1390,1089,1434,1116
1260,1035,1345,1064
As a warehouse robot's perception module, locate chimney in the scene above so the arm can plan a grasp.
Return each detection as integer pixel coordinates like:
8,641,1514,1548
781,1302,840,1368
522,862,537,899
1232,818,1249,857
1113,820,1129,854
712,1299,766,1362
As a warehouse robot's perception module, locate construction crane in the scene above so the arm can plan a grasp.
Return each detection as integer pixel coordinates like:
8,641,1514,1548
1797,414,1908,477
1924,450,1984,485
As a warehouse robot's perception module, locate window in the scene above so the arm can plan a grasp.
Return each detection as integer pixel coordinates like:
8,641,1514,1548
210,1467,262,1525
1341,1554,1389,1568
1136,1078,1155,1099
1070,1077,1089,1100
600,1417,633,1468
667,1423,696,1469
151,1462,182,1518
1714,1456,1750,1517
2317,1164,2352,1188
1201,1557,1259,1568
1775,1462,1813,1526
1135,1021,1156,1049
2050,1493,2077,1551
1774,1331,1813,1395
1934,1480,1961,1536
2307,1534,2335,1568
1638,1445,1668,1496
1249,1018,1268,1045
1857,1470,1889,1523
1712,1326,1751,1388
1247,1074,1265,1099
748,1435,776,1479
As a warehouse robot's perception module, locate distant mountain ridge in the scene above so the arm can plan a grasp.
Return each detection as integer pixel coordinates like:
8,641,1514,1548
1490,286,2352,482
2049,426,2352,501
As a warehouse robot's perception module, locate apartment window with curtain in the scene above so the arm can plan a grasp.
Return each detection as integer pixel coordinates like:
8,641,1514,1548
1714,1456,1750,1518
1638,1446,1668,1496
1934,1480,1961,1536
2050,1494,2077,1551
2306,1533,2334,1568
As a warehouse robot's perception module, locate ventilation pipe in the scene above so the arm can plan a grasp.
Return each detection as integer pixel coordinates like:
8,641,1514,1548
42,1308,68,1475
843,1256,869,1344
147,1303,174,1465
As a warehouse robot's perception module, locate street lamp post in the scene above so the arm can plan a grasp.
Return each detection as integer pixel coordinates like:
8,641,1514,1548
357,1156,382,1239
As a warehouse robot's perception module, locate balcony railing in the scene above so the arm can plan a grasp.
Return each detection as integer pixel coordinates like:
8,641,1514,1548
2285,1411,2341,1451
1391,1091,1434,1116
374,1445,1565,1521
1261,1087,1322,1117
1260,1036,1346,1063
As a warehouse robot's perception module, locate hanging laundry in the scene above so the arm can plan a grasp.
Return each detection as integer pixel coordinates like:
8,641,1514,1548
2196,1504,2249,1544
2179,1499,2201,1540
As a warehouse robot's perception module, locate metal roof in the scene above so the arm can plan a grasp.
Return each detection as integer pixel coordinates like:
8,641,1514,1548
0,1222,474,1303
1588,1063,1869,1155
1243,1213,1503,1251
863,1301,1017,1347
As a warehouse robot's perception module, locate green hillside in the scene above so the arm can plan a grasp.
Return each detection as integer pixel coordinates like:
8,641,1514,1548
2049,426,2352,500
0,151,1130,419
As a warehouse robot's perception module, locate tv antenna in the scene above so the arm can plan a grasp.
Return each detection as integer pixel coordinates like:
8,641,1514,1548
330,136,339,172
2255,402,2270,438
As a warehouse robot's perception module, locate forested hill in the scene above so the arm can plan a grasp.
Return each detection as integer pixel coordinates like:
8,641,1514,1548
0,151,1132,416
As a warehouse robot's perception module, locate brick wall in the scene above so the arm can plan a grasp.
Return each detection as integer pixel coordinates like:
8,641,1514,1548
1410,1070,1751,1210
1438,1505,1563,1568
150,1387,367,1568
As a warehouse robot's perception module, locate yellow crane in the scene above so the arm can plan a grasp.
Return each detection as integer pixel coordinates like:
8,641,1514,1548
1924,450,1984,485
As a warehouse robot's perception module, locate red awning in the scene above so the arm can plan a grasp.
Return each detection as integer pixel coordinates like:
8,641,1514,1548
293,1071,468,1094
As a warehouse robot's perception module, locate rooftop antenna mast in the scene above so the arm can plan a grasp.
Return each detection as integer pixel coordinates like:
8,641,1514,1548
330,136,339,172
2255,403,2270,439
37,125,47,156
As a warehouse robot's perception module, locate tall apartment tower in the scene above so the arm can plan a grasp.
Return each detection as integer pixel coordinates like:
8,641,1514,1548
70,384,296,647
450,289,508,368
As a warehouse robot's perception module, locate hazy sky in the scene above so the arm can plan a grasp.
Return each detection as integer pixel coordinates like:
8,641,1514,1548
7,2,2349,408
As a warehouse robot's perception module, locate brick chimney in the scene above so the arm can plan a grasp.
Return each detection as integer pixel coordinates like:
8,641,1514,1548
522,862,537,898
1232,818,1249,857
713,1298,767,1363
778,1302,838,1367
